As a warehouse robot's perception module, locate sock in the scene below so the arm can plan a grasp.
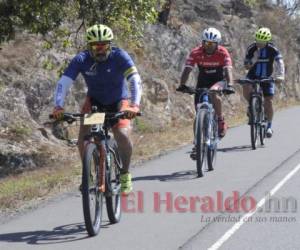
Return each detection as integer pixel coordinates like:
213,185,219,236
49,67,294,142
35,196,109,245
267,121,272,129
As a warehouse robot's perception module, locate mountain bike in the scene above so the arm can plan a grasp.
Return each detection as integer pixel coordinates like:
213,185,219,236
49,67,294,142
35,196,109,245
177,85,234,177
236,78,273,150
50,109,140,236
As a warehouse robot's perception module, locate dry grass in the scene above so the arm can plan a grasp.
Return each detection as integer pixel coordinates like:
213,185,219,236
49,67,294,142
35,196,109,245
132,124,194,163
0,161,81,211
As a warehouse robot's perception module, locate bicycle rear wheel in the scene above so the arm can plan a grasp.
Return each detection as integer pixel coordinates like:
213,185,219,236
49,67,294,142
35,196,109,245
195,109,208,177
250,97,259,150
82,143,103,236
106,139,122,224
207,117,217,171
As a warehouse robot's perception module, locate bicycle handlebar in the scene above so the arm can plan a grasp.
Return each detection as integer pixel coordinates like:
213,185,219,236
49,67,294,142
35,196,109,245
49,111,142,124
176,85,234,95
235,77,274,85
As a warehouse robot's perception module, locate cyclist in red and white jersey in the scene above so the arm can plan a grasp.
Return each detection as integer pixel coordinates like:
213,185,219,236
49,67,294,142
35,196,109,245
178,27,234,140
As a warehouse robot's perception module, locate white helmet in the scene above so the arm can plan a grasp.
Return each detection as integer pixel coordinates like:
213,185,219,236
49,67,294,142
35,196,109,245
202,27,221,44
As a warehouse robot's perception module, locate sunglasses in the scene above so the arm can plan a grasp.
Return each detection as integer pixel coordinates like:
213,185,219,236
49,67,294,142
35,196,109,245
203,41,217,46
90,43,110,51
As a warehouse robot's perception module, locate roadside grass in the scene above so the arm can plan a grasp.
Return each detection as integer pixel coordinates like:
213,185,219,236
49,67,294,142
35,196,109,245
0,161,81,211
0,99,299,213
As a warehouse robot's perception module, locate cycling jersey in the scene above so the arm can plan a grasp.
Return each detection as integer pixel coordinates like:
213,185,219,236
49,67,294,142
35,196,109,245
55,47,142,107
244,42,284,79
185,45,232,87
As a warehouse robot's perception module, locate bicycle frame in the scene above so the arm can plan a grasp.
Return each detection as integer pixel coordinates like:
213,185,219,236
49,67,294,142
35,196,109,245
84,111,123,193
237,78,273,149
195,89,219,148
177,86,227,176
49,110,138,236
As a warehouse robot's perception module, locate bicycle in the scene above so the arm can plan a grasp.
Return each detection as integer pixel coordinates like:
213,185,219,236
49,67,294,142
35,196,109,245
176,85,234,177
236,78,273,150
50,108,140,236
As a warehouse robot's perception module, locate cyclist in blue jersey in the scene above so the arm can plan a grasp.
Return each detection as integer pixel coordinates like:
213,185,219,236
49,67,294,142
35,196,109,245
243,27,285,138
52,24,142,194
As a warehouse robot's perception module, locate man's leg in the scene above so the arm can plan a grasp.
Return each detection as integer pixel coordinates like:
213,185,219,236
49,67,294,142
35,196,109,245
243,84,253,123
112,123,133,194
112,126,133,173
264,96,274,122
78,123,90,160
211,93,227,137
263,81,275,138
211,93,222,118
243,85,252,103
264,96,274,137
78,96,92,160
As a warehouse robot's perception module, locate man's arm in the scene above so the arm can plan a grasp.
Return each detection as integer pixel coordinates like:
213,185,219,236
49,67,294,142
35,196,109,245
54,75,74,108
127,71,142,106
224,66,234,86
274,51,285,84
244,43,256,70
180,67,193,86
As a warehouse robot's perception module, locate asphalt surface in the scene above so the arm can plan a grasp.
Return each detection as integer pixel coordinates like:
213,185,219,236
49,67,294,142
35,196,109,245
1,106,300,250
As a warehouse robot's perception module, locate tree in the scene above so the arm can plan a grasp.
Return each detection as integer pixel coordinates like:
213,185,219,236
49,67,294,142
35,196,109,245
0,0,164,43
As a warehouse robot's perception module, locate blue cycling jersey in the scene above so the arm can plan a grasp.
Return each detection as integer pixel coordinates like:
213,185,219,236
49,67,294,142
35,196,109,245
244,42,283,79
63,47,137,105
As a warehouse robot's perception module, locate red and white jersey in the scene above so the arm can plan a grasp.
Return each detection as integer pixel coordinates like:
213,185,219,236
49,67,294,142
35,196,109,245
185,45,232,86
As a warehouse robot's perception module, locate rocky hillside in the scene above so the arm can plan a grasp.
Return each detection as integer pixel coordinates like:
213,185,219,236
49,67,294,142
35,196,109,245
0,0,299,176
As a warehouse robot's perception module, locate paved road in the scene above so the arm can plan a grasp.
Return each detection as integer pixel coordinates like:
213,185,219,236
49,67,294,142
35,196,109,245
1,106,300,250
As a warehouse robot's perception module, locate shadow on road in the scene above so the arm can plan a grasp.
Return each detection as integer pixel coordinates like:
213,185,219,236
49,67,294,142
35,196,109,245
218,145,252,153
0,223,93,245
132,170,198,182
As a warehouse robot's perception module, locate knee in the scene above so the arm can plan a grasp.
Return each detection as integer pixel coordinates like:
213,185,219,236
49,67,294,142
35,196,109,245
265,97,273,105
211,94,221,103
113,128,132,147
243,86,250,98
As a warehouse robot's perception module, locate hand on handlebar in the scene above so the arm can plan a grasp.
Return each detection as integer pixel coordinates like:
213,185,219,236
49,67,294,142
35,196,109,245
52,106,64,120
275,77,284,84
224,84,235,94
121,104,140,119
176,84,194,94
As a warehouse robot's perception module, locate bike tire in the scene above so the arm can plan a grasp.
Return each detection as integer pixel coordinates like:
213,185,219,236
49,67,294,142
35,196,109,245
195,109,207,177
106,139,122,224
82,143,103,236
207,117,217,171
250,97,259,150
259,109,266,146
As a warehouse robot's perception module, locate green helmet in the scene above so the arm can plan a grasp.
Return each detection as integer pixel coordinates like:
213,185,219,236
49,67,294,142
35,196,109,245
86,24,114,43
255,27,272,42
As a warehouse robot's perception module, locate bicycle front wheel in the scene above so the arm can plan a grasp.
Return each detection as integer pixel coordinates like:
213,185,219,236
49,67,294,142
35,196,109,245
106,139,122,224
207,117,217,171
250,97,259,150
82,143,103,236
195,109,208,177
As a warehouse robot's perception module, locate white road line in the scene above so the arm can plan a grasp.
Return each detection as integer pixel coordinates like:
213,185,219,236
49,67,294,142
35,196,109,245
208,163,300,250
